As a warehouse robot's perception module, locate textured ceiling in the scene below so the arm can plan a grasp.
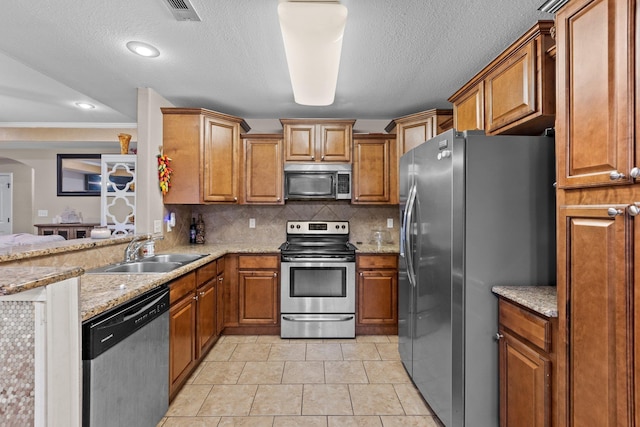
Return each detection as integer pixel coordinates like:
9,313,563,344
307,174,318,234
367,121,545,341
0,0,552,125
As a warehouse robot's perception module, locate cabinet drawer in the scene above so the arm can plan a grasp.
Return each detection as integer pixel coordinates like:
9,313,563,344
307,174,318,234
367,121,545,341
196,261,217,285
357,255,398,269
238,255,279,269
499,299,550,353
170,271,197,304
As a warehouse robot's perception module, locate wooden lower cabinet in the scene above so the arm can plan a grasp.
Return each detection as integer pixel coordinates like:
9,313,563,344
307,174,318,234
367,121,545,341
356,254,398,335
224,254,280,335
168,259,223,400
498,298,556,427
557,201,632,426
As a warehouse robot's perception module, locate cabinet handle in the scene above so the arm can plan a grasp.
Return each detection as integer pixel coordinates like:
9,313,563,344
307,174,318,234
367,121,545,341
199,291,205,296
628,204,640,217
607,207,624,217
494,333,503,341
631,167,640,179
193,295,198,301
609,171,626,181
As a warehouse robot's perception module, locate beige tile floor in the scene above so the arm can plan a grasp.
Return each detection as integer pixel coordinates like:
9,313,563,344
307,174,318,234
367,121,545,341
157,335,441,427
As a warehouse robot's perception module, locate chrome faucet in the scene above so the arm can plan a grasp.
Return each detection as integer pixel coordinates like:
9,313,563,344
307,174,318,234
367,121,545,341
124,234,164,262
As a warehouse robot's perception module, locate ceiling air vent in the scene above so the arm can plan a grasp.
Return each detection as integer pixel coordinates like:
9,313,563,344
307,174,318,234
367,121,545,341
162,0,201,21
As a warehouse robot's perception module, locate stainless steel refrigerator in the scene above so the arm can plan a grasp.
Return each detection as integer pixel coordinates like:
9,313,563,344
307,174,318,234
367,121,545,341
398,129,556,427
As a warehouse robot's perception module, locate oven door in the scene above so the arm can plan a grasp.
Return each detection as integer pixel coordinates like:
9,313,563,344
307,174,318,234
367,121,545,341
280,260,355,314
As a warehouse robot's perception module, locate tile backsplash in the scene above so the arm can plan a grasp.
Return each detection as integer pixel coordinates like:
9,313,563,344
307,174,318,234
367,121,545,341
164,203,400,247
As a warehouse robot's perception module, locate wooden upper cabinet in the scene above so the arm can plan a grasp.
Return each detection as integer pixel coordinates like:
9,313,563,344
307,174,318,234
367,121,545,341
449,20,555,136
242,134,284,204
281,119,355,162
352,134,397,204
453,82,484,132
387,109,453,155
556,0,634,188
161,108,250,204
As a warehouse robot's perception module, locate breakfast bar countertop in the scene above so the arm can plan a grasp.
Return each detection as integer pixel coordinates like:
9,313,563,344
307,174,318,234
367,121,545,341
492,285,558,318
0,266,84,296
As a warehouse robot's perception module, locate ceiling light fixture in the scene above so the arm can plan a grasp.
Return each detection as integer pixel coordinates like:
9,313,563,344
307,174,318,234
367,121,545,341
278,0,348,106
75,102,95,110
126,41,161,58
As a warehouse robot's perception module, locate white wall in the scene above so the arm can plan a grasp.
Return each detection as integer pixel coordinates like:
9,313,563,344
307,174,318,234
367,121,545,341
136,88,175,234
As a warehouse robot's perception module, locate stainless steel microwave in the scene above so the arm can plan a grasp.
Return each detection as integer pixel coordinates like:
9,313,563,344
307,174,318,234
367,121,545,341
284,163,352,200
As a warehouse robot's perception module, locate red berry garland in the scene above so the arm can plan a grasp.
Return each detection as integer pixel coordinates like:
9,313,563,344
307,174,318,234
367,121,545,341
157,154,173,195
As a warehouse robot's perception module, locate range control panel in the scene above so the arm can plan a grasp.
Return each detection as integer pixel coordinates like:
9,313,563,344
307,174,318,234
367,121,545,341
286,221,349,235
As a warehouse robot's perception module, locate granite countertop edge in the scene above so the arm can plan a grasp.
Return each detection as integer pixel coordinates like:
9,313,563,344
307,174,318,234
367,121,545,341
492,285,558,318
0,266,85,296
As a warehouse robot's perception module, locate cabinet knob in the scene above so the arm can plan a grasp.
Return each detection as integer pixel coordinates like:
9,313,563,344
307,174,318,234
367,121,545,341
273,272,277,278
609,171,626,181
199,291,205,296
494,333,503,341
630,167,640,179
607,207,623,217
628,204,640,216
311,156,315,160
321,155,325,160
218,277,223,282
234,197,238,201
193,295,198,301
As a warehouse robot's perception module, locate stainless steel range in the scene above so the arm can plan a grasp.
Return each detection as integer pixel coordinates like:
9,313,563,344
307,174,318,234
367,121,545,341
279,220,357,338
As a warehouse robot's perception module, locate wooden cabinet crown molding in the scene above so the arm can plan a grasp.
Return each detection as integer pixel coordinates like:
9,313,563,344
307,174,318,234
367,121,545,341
384,109,453,134
161,107,251,132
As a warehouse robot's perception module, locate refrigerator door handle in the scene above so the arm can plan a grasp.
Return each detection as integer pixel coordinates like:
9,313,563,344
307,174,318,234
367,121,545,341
404,183,418,288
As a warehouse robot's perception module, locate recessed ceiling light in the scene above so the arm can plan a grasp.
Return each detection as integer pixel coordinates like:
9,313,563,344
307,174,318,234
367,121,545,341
126,41,160,58
75,102,95,110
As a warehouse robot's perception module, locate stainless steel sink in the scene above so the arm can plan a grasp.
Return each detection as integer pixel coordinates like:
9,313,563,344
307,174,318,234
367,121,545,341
86,253,209,274
141,254,207,264
102,261,183,273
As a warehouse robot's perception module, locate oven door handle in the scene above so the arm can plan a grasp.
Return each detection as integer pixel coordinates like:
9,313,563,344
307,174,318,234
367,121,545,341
282,315,355,322
281,257,354,263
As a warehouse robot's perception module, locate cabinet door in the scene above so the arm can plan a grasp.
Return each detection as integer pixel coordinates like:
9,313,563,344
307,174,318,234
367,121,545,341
244,137,283,204
318,123,351,162
169,295,196,398
357,270,397,325
352,136,396,204
203,117,239,202
484,42,535,134
454,82,484,132
557,205,631,426
499,330,550,427
556,0,633,188
238,270,279,325
196,280,216,357
399,120,431,154
284,123,315,161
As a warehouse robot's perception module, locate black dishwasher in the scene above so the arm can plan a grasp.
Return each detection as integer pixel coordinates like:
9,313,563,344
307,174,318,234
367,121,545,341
82,284,169,427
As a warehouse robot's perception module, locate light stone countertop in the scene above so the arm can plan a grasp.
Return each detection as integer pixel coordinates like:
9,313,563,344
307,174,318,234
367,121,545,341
492,285,557,318
0,234,134,263
0,266,85,296
1,239,398,321
80,243,279,321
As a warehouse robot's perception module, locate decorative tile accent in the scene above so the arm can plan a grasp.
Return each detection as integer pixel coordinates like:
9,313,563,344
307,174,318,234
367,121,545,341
0,301,35,425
